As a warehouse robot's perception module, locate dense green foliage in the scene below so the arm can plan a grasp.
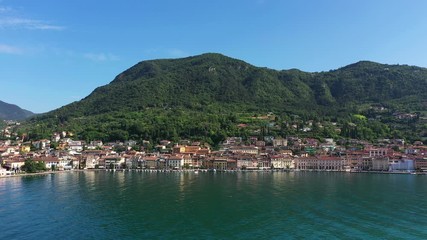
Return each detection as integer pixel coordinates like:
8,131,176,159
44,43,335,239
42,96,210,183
21,53,427,144
0,100,34,120
21,160,47,173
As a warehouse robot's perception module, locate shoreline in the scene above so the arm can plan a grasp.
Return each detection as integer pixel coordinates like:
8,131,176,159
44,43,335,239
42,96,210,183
1,168,426,178
0,169,86,178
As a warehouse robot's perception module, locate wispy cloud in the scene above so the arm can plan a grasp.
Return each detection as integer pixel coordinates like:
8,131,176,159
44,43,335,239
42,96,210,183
145,48,189,58
83,52,120,62
0,17,65,30
0,43,23,54
0,5,64,30
0,6,12,13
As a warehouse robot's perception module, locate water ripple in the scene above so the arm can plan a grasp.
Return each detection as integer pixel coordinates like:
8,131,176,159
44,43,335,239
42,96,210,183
1,171,426,239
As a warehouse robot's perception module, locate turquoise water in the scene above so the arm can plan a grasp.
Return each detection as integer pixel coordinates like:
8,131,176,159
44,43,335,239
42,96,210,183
1,171,426,239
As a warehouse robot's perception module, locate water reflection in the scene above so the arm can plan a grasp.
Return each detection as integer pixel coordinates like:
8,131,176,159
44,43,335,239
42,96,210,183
1,171,426,239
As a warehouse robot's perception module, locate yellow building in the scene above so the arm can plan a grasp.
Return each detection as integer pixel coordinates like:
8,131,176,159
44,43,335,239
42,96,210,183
20,145,31,153
172,145,186,154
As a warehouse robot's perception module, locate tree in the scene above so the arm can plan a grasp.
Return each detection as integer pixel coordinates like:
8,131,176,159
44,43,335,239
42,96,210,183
21,159,46,173
21,160,37,173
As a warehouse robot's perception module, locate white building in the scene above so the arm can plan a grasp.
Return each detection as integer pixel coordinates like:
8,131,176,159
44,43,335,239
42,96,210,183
295,156,344,171
270,155,294,169
389,158,415,171
273,138,288,147
229,146,259,155
168,155,184,169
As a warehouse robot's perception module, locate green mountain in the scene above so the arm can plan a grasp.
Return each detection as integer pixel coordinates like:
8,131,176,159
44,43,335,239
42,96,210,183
51,53,316,116
24,53,427,144
0,100,34,120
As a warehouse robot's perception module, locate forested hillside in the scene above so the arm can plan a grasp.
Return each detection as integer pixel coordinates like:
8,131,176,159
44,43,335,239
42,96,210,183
21,53,427,144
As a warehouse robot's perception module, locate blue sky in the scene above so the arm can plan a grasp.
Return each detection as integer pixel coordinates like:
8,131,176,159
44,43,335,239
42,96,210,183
1,0,427,113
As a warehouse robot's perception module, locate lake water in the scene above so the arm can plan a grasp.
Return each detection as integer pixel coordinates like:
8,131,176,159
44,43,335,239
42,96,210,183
1,171,426,239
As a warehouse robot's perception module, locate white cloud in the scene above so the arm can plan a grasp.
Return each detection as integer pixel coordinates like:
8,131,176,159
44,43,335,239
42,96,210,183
0,17,64,30
83,52,120,62
0,43,23,54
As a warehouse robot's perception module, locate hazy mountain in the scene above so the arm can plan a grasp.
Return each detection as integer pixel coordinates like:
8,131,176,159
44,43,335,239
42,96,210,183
0,100,34,120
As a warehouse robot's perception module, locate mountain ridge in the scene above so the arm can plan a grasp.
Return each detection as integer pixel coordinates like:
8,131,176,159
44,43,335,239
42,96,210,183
23,53,427,143
0,100,34,120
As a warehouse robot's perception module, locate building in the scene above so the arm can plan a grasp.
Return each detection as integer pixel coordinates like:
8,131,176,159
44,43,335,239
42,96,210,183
270,155,286,169
184,146,201,154
103,156,123,169
371,157,389,171
415,158,427,172
36,156,69,170
273,138,288,147
183,154,193,168
142,156,158,169
345,151,364,171
2,158,25,170
68,141,84,152
229,146,259,155
168,155,184,169
172,145,186,154
389,158,415,171
367,148,391,157
20,145,31,153
227,159,237,170
206,157,228,170
236,156,257,170
295,156,344,171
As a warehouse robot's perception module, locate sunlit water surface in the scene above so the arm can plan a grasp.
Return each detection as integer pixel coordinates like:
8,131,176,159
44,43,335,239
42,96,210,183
1,171,426,239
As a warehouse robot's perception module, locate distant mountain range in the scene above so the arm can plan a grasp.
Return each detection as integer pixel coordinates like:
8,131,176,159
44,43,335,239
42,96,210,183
0,100,34,120
24,53,427,142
